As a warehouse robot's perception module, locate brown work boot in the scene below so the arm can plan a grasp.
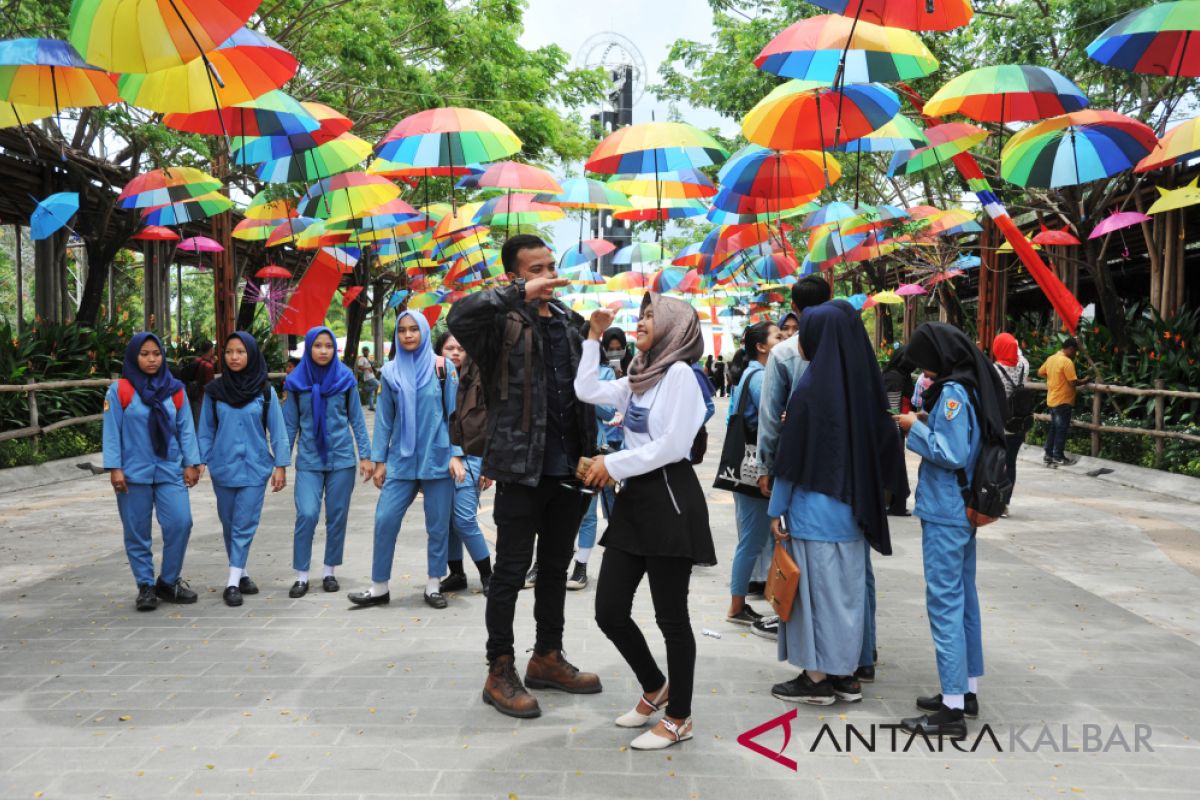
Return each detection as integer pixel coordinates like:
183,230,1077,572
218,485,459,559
482,655,541,718
525,649,603,694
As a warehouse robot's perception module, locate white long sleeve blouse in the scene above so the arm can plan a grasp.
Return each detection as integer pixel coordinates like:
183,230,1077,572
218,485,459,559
574,339,706,483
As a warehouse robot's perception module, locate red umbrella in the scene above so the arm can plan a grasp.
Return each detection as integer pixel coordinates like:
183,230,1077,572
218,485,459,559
255,264,293,279
341,285,365,306
1031,224,1081,246
131,225,180,241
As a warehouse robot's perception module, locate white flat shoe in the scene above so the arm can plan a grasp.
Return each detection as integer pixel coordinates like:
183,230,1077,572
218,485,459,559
631,717,693,750
615,683,668,728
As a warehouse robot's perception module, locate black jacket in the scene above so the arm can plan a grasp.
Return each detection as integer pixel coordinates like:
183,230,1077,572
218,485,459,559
447,285,598,486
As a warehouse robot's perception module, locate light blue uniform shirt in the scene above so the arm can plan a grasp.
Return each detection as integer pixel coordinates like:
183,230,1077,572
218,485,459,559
284,388,371,471
757,339,809,473
196,390,290,487
767,478,861,543
907,381,980,527
728,361,764,430
371,365,463,479
102,383,201,484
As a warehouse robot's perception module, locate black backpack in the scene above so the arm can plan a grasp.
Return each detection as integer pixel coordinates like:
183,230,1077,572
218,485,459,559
954,387,1012,528
997,364,1036,428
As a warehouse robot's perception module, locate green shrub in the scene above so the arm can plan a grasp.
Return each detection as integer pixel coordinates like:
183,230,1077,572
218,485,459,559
0,422,102,469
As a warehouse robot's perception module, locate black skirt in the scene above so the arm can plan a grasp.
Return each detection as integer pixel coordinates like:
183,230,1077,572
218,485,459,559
602,460,717,566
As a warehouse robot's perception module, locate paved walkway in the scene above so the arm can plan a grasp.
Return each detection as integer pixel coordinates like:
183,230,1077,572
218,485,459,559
2,401,1199,799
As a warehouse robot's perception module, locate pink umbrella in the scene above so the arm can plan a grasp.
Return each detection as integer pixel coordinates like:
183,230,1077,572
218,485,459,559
1088,210,1150,239
896,283,927,296
926,269,965,286
176,235,225,252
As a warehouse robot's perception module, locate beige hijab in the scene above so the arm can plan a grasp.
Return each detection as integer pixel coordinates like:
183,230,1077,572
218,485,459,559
626,292,704,395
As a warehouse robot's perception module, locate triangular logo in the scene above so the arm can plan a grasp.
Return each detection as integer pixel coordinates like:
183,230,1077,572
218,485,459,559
736,708,798,771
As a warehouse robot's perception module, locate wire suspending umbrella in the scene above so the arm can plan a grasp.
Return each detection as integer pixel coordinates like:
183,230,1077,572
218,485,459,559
30,192,80,240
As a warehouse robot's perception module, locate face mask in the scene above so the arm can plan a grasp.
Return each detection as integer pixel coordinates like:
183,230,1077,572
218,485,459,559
606,348,625,363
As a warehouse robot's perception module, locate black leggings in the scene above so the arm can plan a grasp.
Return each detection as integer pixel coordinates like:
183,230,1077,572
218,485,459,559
594,547,695,719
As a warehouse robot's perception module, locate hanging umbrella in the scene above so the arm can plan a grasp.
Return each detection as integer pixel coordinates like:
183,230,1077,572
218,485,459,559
951,255,982,269
1136,116,1200,172
29,192,79,240
563,266,608,286
747,252,799,281
804,0,974,32
924,65,1089,123
177,236,224,253
473,194,564,227
720,145,841,201
256,132,373,184
1000,109,1157,188
808,228,866,264
232,218,282,241
743,83,901,150
650,267,703,294
614,196,709,221
585,122,729,174
374,107,521,192
233,101,354,163
1147,177,1200,214
606,272,651,291
542,177,631,209
609,169,717,199
1032,225,1081,246
926,269,965,286
872,290,904,305
141,192,232,226
244,191,299,220
116,28,296,114
469,161,563,194
1088,209,1151,239
896,283,928,296
119,167,222,209
0,38,118,112
831,114,928,152
297,172,400,220
755,14,939,84
559,240,616,268
131,225,180,241
1087,2,1200,77
0,100,55,129
888,122,989,176
164,90,319,138
802,201,860,229
613,242,670,267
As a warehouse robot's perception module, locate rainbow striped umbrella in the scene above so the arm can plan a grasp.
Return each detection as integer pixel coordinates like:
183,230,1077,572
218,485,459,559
1087,2,1200,77
256,133,373,184
541,177,631,209
244,192,297,221
232,218,281,241
1,101,54,128
1001,110,1157,188
467,161,563,194
265,217,320,247
0,38,117,110
559,240,617,269
887,122,989,176
719,145,840,200
563,266,608,286
141,192,232,226
650,267,703,294
709,187,816,219
609,169,717,199
755,14,939,84
585,122,729,174
297,172,400,220
232,101,353,162
165,90,319,137
805,0,974,32
924,65,1089,123
743,83,900,150
606,272,651,291
375,107,521,167
119,167,222,208
474,194,564,228
613,242,668,266
1136,116,1200,172
808,228,866,264
831,114,928,153
802,201,860,229
747,252,799,281
117,29,296,113
614,196,709,222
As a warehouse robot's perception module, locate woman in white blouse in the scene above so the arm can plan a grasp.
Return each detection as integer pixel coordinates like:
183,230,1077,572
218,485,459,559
576,293,716,751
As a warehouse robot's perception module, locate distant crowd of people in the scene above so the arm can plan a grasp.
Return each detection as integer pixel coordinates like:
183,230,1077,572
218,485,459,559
103,234,1089,749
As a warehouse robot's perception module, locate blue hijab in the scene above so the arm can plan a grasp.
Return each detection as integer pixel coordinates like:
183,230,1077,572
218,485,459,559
778,311,800,334
380,310,434,459
284,326,357,463
122,332,184,459
205,331,268,408
775,301,908,555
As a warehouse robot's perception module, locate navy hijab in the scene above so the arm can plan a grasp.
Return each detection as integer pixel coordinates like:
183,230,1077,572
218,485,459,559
774,301,908,555
122,332,184,459
905,322,1008,446
205,331,268,408
284,326,357,462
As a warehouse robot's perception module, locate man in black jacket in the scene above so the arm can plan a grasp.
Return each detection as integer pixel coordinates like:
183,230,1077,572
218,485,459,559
447,234,602,718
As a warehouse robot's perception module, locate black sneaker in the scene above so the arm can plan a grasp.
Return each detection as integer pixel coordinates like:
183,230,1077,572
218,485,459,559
223,585,243,607
726,604,763,626
480,573,491,597
746,581,766,597
135,584,158,611
1054,455,1077,466
566,560,588,591
830,675,863,702
901,704,967,739
440,572,468,593
524,562,538,589
155,578,198,604
238,576,259,595
750,616,778,640
289,581,309,598
854,665,875,683
424,591,448,609
1043,455,1056,467
771,672,835,705
916,692,978,719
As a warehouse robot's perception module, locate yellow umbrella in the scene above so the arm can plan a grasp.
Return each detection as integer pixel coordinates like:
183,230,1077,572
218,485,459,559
1147,177,1200,214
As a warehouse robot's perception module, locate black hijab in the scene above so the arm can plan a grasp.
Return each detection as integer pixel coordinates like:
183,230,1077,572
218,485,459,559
881,345,915,399
775,300,908,555
905,322,1007,445
601,326,632,373
205,331,269,408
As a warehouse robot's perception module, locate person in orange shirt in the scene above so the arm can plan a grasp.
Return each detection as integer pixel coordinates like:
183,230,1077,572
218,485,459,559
1037,337,1090,466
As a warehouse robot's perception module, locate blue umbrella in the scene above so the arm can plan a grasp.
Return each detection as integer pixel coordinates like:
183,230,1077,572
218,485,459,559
30,191,79,240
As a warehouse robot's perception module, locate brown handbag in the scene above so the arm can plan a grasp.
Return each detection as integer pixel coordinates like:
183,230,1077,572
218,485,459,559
765,541,801,622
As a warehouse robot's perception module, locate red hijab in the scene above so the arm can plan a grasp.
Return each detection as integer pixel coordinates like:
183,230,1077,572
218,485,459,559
992,332,1019,368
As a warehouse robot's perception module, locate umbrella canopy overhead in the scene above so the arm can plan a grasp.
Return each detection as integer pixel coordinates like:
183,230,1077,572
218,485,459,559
164,90,319,137
541,177,631,209
297,172,401,220
1136,116,1200,172
755,14,939,83
831,114,928,153
1032,225,1082,246
613,242,668,266
924,65,1089,123
888,122,989,176
609,169,716,199
119,166,222,208
68,0,262,73
743,83,901,150
720,145,841,200
615,196,709,221
141,191,232,226
804,0,974,32
255,264,292,280
0,101,55,128
559,239,617,269
1000,109,1157,188
256,132,373,184
585,121,730,174
375,106,521,166
30,191,79,240
469,161,563,194
0,38,118,110
1087,1,1200,77
117,28,297,113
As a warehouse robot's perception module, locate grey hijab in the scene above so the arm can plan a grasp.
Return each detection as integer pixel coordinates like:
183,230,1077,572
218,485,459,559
626,292,704,395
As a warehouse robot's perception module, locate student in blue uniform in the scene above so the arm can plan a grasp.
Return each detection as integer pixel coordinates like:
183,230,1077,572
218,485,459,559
349,310,463,610
433,332,492,596
196,332,289,607
283,326,373,598
895,322,1006,739
103,332,203,611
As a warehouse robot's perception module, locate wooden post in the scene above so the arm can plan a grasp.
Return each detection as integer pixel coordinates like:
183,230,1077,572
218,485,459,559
14,224,24,335
27,380,39,453
211,150,236,352
1091,388,1102,458
1154,378,1166,469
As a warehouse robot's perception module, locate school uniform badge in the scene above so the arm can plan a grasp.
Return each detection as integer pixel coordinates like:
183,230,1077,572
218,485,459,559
944,399,961,420
103,399,110,412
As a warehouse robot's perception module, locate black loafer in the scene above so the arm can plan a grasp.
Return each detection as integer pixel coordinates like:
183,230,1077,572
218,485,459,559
917,691,978,718
348,590,390,607
854,665,876,683
289,581,309,598
322,575,339,593
439,572,468,593
135,584,158,611
155,578,198,604
223,585,243,607
424,591,448,609
901,705,967,739
238,576,259,595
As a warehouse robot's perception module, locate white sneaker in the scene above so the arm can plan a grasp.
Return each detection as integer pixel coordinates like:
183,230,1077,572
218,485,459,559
631,717,692,750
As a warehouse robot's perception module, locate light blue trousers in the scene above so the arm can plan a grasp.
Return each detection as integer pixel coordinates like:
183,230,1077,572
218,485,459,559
213,483,267,570
446,459,491,564
116,481,193,586
860,550,876,667
372,477,454,581
921,521,984,694
293,467,356,571
730,493,772,596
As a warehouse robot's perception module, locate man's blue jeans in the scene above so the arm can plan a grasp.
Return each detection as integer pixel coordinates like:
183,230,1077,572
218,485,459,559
1044,404,1073,460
